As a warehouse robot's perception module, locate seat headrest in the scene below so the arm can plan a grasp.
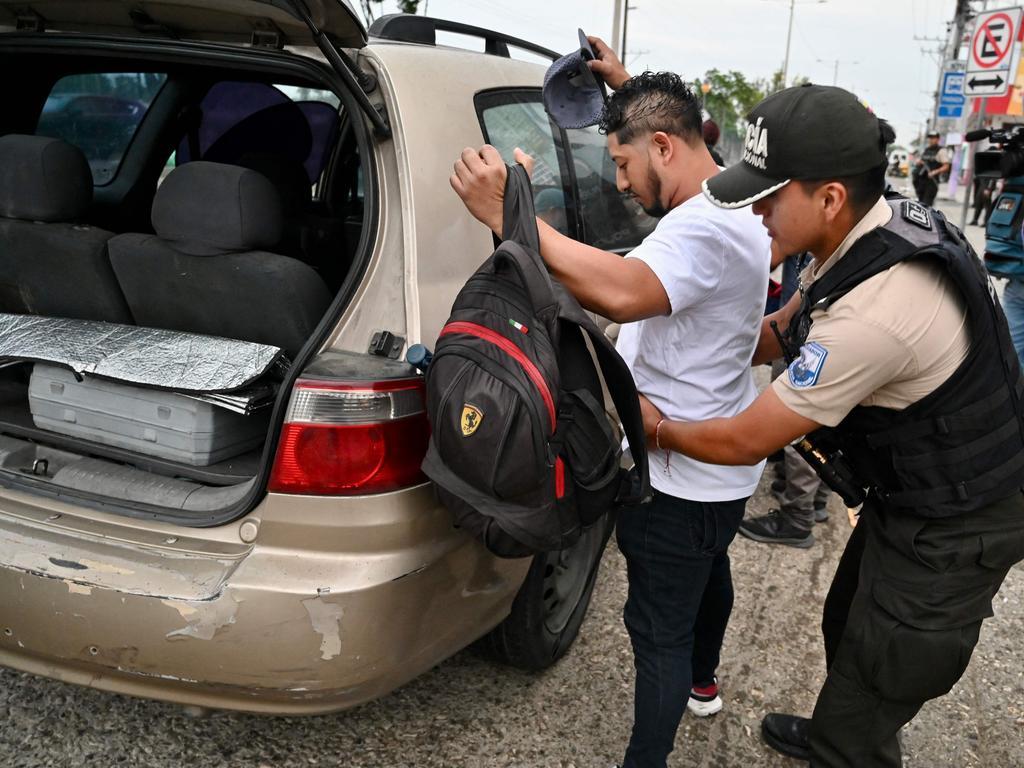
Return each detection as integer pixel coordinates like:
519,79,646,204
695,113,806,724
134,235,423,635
153,161,283,252
0,134,92,222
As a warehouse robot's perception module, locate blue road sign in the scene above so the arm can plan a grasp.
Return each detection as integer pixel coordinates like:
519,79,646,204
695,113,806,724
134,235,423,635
939,70,966,119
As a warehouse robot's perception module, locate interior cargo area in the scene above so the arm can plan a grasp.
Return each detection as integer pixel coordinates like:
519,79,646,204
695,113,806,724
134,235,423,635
0,363,260,510
0,45,373,517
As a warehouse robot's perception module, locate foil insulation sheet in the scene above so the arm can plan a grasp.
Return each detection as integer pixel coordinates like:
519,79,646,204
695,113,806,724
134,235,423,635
0,314,286,393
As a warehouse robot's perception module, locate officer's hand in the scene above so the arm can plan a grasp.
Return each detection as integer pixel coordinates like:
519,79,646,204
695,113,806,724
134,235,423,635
451,145,506,234
638,394,665,450
586,35,630,90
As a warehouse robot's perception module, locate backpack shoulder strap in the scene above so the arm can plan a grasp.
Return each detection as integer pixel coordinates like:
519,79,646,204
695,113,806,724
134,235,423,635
556,293,651,504
488,163,560,332
502,163,541,251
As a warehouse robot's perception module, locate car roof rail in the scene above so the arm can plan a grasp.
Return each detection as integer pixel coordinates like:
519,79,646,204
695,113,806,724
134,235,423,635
368,14,559,61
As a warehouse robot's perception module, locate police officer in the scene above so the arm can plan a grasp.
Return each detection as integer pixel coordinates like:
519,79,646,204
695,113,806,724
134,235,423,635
914,129,950,207
640,83,1024,766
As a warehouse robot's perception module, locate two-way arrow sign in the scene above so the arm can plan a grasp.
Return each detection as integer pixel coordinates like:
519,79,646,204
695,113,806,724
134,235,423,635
968,74,1006,91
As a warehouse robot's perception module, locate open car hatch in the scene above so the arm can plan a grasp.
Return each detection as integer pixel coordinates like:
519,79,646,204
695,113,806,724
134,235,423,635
0,0,366,48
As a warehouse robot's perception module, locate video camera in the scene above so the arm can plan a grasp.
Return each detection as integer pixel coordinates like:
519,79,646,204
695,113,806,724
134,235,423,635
966,125,1024,178
966,126,1024,280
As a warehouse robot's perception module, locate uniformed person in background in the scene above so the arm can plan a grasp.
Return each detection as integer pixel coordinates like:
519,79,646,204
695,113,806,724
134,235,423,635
641,84,1024,766
913,129,950,207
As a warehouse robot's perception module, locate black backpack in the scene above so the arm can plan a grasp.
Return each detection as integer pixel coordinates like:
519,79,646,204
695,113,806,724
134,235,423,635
421,164,650,557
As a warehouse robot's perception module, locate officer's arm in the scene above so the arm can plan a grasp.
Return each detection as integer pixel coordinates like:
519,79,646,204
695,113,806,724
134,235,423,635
931,152,951,177
648,387,822,466
752,291,802,365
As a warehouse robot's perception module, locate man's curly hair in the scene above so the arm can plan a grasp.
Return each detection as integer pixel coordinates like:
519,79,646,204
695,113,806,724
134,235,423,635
599,71,703,146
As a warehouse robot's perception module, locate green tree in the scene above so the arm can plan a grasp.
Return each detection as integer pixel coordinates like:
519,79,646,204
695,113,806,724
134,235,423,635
696,69,765,149
699,68,808,163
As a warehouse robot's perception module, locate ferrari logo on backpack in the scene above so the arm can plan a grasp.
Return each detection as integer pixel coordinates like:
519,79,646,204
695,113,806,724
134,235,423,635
461,404,483,436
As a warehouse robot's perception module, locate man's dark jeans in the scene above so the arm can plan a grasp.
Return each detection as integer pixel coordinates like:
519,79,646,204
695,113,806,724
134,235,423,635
615,489,748,768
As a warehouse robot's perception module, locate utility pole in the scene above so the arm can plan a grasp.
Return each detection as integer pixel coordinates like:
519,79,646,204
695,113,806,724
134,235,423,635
927,0,972,131
774,0,826,90
611,0,623,60
621,3,635,64
946,0,978,230
782,0,795,88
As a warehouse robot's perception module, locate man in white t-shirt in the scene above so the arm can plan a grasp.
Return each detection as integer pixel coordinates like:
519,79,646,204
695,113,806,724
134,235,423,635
451,49,771,768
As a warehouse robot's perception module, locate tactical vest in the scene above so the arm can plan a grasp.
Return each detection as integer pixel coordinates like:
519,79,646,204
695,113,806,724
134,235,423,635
920,144,942,173
786,199,1024,517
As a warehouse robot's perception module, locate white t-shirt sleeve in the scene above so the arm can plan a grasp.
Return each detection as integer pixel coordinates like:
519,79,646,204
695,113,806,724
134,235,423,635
625,215,725,314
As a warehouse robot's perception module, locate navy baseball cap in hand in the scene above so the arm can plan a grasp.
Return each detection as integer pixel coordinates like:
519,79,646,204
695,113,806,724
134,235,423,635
703,84,889,209
543,29,608,129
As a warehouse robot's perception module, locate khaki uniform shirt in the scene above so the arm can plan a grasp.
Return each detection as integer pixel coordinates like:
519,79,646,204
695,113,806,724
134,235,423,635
772,197,971,427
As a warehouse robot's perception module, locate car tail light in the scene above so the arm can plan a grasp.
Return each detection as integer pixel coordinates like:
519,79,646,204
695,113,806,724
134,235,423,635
268,377,429,495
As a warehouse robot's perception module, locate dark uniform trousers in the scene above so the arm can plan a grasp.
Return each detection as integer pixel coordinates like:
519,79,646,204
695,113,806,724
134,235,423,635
809,491,1024,767
917,176,940,208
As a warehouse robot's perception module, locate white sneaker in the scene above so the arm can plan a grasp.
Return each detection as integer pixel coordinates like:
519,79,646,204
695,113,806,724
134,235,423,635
687,678,723,717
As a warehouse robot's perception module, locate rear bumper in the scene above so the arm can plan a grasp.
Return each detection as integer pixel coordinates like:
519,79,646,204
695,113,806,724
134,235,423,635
0,487,530,714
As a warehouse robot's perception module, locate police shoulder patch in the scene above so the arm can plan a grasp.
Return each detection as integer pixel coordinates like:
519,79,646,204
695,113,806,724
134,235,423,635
901,200,932,230
788,342,829,389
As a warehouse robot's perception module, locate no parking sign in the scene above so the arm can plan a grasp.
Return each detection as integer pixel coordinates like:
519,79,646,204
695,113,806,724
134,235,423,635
965,6,1023,97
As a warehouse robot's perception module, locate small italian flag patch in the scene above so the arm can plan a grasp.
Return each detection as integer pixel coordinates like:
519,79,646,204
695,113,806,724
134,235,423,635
509,319,529,334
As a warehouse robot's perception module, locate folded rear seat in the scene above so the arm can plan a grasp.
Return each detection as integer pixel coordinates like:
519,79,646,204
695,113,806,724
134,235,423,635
0,134,132,323
108,161,333,358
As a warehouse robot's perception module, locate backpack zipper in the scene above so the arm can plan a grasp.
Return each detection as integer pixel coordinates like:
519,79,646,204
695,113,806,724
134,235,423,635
439,321,556,432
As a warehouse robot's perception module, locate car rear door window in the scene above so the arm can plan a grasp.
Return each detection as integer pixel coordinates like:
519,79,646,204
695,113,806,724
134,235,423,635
36,73,167,186
476,90,576,238
565,124,657,252
475,89,656,251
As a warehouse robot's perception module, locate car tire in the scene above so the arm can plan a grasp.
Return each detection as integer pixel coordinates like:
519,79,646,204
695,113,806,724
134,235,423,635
478,513,615,671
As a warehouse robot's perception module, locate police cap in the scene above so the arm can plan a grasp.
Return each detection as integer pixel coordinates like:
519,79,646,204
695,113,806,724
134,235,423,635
703,83,890,209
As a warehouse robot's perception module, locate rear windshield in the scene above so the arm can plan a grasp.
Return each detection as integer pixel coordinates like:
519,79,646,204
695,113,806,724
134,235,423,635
175,81,341,196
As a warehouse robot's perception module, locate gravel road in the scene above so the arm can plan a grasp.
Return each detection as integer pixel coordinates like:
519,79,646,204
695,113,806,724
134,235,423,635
2,465,1021,767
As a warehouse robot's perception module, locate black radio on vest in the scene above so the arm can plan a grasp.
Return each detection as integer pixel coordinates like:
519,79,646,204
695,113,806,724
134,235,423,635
784,198,1024,517
421,164,651,557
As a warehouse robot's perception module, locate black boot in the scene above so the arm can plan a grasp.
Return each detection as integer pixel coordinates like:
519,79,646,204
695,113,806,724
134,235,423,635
761,713,811,761
739,510,814,548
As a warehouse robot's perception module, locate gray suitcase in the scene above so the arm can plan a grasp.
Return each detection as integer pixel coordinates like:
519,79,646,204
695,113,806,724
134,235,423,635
29,364,269,466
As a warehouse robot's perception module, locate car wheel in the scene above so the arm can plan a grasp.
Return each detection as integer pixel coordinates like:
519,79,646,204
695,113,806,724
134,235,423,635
479,513,614,671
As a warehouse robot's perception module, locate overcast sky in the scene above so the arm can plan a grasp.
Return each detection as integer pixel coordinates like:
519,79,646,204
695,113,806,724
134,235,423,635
361,0,957,146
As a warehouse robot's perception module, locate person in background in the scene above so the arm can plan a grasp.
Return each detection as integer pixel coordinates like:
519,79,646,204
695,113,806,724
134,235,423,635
914,130,950,207
970,175,995,227
742,250,832,549
703,118,724,166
